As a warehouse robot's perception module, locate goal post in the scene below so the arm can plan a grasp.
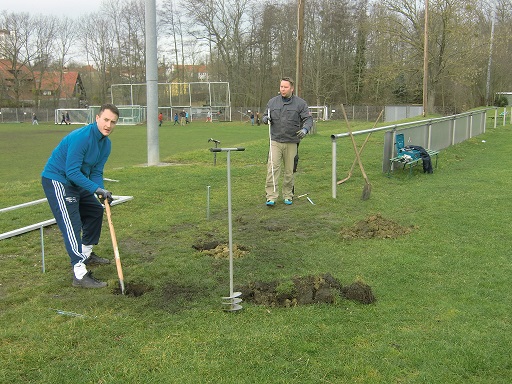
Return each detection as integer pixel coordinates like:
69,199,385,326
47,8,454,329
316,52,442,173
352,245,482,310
54,107,144,126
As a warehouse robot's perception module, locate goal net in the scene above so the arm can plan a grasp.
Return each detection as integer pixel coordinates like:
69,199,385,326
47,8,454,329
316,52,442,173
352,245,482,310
110,81,232,121
88,105,144,125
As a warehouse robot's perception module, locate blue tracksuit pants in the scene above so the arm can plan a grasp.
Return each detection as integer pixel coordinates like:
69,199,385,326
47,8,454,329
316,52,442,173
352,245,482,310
42,177,104,266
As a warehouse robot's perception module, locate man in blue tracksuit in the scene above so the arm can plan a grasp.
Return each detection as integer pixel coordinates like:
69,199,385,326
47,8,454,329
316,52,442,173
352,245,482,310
42,104,119,288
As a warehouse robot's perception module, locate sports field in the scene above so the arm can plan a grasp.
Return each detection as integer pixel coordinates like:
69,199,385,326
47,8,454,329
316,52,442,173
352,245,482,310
1,116,511,383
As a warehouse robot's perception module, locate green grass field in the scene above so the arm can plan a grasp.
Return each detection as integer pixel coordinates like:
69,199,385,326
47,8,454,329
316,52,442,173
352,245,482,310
1,116,512,383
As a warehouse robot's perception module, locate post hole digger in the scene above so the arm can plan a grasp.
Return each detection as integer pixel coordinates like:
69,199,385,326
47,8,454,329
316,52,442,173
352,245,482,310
337,109,384,186
340,104,376,201
101,196,126,295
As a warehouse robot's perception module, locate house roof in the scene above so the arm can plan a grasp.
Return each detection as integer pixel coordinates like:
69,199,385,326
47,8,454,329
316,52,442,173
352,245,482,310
0,59,33,83
0,59,84,102
34,71,81,98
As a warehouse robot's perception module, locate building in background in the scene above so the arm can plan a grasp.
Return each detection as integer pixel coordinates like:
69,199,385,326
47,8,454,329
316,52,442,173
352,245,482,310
0,59,87,108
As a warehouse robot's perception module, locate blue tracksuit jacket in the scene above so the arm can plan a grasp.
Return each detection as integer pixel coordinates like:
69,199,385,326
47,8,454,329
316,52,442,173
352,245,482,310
42,122,111,192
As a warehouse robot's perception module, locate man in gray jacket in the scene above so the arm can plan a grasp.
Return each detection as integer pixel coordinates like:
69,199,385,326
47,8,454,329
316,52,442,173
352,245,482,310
262,77,313,206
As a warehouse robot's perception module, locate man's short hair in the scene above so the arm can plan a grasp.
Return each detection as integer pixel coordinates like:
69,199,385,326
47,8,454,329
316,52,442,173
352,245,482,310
281,77,295,87
99,103,120,118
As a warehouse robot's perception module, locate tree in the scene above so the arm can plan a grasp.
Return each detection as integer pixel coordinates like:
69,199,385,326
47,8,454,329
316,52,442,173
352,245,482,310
0,11,33,106
79,13,116,103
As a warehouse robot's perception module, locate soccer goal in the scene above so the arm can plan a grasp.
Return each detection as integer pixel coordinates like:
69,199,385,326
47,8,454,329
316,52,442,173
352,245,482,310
110,81,232,122
88,105,144,125
54,108,90,125
309,105,329,121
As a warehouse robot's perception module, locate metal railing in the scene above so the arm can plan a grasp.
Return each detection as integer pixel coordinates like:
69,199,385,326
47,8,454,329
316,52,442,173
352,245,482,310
330,107,505,198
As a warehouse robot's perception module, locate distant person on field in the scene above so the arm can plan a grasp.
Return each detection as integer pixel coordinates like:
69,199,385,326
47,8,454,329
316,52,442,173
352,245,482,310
158,112,163,127
256,111,261,126
206,109,212,123
186,111,190,124
41,103,120,289
60,113,67,125
262,77,312,206
174,112,179,125
65,112,71,125
32,113,39,125
179,110,186,126
250,112,255,126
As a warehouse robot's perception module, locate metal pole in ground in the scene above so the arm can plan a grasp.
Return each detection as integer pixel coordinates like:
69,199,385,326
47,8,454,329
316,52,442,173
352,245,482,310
208,138,220,165
206,185,211,220
40,225,45,273
209,147,245,312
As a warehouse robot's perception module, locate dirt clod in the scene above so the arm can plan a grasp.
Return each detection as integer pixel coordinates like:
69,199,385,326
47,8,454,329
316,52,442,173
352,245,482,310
341,281,376,304
239,273,375,307
194,241,249,259
340,214,414,240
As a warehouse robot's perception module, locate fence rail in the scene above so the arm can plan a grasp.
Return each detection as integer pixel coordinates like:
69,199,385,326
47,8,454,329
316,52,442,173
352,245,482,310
330,107,504,198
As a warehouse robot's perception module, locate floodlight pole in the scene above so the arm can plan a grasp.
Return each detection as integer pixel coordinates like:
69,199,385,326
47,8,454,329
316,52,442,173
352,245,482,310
422,0,429,117
146,0,159,165
486,4,496,106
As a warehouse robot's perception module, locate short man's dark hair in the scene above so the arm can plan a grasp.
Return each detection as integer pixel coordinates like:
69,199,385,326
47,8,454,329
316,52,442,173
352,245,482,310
99,103,120,118
281,77,295,87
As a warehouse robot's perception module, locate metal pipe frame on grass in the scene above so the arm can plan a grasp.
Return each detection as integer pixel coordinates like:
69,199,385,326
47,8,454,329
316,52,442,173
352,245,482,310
0,196,133,273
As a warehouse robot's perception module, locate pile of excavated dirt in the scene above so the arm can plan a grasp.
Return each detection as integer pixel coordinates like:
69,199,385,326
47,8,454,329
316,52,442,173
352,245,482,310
340,213,415,240
193,240,249,259
239,273,375,307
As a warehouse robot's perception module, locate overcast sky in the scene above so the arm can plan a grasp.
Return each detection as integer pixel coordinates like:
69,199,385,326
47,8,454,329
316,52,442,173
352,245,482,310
1,0,105,17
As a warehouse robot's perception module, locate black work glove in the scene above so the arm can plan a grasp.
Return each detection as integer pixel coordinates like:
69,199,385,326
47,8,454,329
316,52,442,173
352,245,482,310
95,188,113,205
262,116,271,125
296,128,308,139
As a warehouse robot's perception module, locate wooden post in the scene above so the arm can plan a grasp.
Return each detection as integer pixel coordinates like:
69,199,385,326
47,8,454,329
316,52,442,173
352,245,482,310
296,0,305,97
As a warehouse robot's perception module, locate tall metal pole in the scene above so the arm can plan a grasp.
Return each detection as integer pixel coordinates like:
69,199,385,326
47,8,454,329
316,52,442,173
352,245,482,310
146,0,159,165
422,0,429,117
486,4,496,106
296,0,305,97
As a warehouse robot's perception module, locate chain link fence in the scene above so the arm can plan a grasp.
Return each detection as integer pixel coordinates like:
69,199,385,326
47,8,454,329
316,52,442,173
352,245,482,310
2,105,459,124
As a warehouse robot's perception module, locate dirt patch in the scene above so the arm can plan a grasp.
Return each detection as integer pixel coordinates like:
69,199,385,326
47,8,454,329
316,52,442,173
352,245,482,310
112,281,153,297
239,273,375,307
193,240,249,259
340,213,415,240
161,281,204,304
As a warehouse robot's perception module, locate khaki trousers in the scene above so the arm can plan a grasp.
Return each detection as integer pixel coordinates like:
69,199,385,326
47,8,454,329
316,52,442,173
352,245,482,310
266,141,297,201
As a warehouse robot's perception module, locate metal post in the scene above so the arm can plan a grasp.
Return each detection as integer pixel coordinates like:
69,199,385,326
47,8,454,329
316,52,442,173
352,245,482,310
40,225,45,273
208,138,220,165
206,185,211,220
210,147,245,312
145,0,159,165
331,136,337,199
